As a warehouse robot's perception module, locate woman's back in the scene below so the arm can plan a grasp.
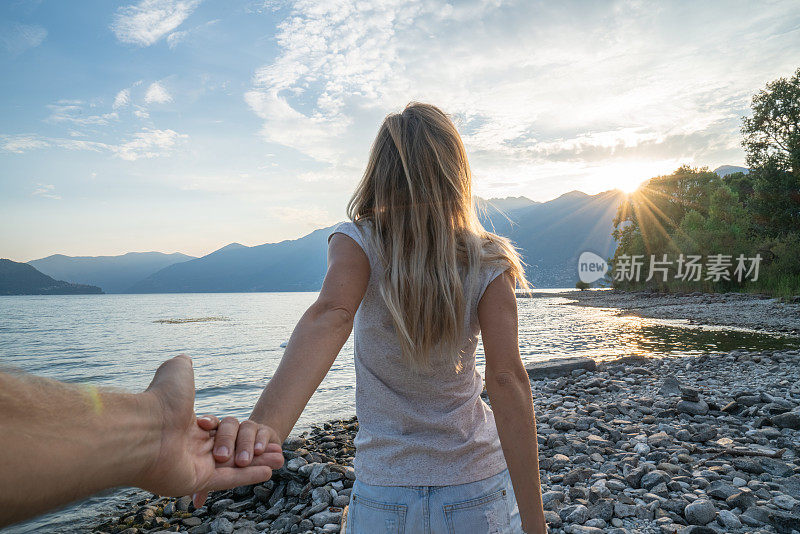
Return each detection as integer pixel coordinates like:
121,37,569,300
331,221,508,486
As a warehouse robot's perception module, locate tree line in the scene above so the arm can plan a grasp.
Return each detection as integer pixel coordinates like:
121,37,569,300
610,67,800,297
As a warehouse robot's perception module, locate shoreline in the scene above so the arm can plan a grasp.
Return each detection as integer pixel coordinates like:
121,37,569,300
91,349,800,534
86,291,800,534
559,289,800,336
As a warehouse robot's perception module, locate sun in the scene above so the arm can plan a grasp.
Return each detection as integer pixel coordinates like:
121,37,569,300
619,175,648,194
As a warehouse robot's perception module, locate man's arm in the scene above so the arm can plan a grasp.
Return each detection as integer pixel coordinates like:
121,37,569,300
479,272,547,534
0,355,284,527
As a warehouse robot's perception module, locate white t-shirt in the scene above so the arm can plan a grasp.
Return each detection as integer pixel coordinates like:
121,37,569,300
330,220,508,486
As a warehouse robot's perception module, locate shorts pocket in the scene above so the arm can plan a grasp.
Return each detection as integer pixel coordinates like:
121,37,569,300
443,488,511,534
348,493,407,534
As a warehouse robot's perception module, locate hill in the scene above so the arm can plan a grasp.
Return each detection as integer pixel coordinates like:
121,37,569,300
713,165,749,177
481,189,626,286
29,252,195,293
0,259,103,295
128,228,331,293
128,190,625,292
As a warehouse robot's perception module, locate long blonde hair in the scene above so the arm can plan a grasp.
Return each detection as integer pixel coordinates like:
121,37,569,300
347,102,528,371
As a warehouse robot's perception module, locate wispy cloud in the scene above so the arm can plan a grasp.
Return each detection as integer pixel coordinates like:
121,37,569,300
113,89,131,109
111,0,201,47
32,183,60,200
244,0,800,198
47,100,119,126
2,128,187,161
0,21,47,57
145,81,172,104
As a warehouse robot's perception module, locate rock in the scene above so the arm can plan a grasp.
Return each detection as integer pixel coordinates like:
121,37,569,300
770,510,800,534
727,490,757,511
779,475,800,500
525,357,597,379
614,503,636,518
717,509,742,530
176,495,193,512
182,517,202,527
283,436,307,450
210,499,234,514
677,399,709,416
760,457,794,477
209,517,233,534
773,494,799,511
659,376,682,396
544,510,562,528
567,504,590,524
640,470,670,491
542,490,565,509
310,508,343,527
684,499,716,525
706,480,738,500
565,526,604,534
253,484,273,503
679,385,701,401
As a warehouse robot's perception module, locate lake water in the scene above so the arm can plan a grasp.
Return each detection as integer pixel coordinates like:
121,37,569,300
2,291,798,533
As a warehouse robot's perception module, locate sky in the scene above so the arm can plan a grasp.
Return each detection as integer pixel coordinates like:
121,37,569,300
1,0,799,261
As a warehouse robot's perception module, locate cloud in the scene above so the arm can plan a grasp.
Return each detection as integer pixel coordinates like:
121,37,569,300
2,135,50,153
113,128,186,160
145,81,172,104
0,21,47,56
32,183,60,200
244,0,800,196
113,89,131,109
111,0,201,47
1,128,187,161
47,100,119,126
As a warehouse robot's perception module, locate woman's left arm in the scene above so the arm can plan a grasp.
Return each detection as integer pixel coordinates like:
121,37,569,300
211,233,370,466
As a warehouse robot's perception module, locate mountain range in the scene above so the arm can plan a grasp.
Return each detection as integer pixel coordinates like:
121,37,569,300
3,165,746,294
0,259,103,295
29,251,195,294
21,189,623,293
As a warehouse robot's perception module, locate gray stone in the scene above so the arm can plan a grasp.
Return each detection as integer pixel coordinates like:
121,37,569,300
526,357,597,379
684,499,716,525
210,499,234,514
706,480,739,500
717,509,742,530
772,411,800,429
614,503,636,518
310,509,343,527
176,495,193,512
677,399,709,416
209,516,233,534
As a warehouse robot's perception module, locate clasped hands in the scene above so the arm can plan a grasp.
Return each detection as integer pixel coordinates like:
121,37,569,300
141,355,283,508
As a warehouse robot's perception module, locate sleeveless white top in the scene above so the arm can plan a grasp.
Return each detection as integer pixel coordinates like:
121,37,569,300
330,221,509,486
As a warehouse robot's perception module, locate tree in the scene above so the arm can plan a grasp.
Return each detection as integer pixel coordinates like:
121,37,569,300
741,68,800,236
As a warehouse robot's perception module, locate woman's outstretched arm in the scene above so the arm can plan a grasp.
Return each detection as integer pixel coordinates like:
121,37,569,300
211,233,370,465
479,272,547,534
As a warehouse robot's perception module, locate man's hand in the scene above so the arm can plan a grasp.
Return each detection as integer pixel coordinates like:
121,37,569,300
135,355,285,506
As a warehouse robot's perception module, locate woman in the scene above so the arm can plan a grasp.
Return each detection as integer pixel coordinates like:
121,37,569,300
208,103,547,533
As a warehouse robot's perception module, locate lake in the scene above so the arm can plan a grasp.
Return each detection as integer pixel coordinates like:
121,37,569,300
1,291,798,532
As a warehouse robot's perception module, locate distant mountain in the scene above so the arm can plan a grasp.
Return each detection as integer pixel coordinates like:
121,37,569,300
0,259,103,295
128,228,332,293
479,196,539,214
126,190,624,292
29,252,195,293
480,189,625,287
714,165,749,177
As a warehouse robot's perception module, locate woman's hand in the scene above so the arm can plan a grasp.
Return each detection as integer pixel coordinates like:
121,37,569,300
196,415,284,467
136,356,286,509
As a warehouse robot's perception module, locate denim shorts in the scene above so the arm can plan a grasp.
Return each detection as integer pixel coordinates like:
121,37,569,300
345,468,523,534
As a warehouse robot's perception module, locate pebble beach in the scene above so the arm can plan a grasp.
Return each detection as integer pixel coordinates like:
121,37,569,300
90,292,800,534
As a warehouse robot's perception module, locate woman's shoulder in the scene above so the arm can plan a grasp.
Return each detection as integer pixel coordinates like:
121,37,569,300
329,220,373,257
